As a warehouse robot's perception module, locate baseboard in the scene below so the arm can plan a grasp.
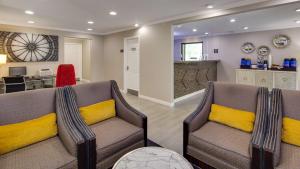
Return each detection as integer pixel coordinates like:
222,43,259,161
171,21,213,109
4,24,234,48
139,94,174,107
80,79,91,83
174,89,205,103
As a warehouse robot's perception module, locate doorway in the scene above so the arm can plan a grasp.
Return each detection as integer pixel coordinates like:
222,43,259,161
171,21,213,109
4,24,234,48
124,37,140,95
64,37,91,82
64,42,82,80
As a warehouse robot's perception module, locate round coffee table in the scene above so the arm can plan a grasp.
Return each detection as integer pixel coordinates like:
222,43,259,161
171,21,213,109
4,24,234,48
113,147,193,169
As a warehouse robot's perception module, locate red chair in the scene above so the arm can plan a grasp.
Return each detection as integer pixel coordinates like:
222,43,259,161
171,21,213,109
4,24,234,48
56,64,76,87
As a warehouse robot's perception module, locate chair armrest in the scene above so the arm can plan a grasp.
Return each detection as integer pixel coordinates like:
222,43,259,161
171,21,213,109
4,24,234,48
263,88,283,169
183,82,213,156
56,88,86,168
56,87,96,169
250,87,269,169
111,80,147,145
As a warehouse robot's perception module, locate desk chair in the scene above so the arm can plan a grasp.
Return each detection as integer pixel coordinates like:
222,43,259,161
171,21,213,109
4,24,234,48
3,76,26,93
56,64,76,87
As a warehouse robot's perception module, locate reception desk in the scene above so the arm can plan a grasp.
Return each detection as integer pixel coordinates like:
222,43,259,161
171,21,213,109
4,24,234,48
174,60,218,98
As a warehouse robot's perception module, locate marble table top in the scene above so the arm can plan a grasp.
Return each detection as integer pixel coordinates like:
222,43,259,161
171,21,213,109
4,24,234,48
113,147,194,169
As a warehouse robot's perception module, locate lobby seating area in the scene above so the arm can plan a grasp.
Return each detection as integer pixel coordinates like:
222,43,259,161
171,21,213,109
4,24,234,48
1,1,300,169
1,80,300,169
0,81,147,169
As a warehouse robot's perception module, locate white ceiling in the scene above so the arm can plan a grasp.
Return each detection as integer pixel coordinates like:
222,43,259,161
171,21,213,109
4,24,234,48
0,0,270,35
174,1,300,39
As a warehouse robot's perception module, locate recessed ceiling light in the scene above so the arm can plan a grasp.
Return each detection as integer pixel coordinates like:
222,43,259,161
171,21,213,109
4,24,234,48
109,11,117,16
243,26,249,30
25,10,34,15
87,28,93,31
88,21,94,24
230,18,236,23
296,9,300,12
193,29,197,32
177,25,182,28
27,21,35,24
204,32,209,35
134,24,139,27
296,20,300,24
206,4,214,9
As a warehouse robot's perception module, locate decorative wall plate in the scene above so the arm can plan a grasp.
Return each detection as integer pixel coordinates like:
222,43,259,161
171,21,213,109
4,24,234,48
257,45,270,56
0,31,58,62
273,34,290,48
241,42,255,54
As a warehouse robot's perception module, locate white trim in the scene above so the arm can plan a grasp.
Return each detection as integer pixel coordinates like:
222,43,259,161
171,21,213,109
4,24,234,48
120,89,127,94
174,89,205,103
80,79,91,83
139,94,174,107
123,36,140,94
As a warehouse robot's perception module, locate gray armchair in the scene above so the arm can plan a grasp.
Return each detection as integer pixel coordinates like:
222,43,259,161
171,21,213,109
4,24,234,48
183,82,268,169
63,80,147,169
263,89,300,169
0,88,87,169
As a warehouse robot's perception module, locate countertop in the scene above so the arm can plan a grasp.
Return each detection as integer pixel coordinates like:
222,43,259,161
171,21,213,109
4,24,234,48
174,60,219,64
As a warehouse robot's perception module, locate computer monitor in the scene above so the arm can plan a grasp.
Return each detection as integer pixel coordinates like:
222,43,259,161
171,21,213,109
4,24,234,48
9,67,27,77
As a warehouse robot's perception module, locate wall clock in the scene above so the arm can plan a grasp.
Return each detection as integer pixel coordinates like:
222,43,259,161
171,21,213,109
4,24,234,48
241,42,255,54
0,31,58,62
273,34,290,48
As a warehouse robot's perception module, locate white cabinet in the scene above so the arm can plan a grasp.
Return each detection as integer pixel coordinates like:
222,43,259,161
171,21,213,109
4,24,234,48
236,69,297,90
236,70,255,85
255,71,273,90
274,72,297,90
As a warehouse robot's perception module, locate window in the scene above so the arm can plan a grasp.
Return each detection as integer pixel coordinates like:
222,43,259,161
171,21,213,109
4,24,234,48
181,42,203,61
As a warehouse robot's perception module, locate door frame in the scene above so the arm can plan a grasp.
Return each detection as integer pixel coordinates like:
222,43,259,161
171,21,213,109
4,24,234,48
123,36,140,93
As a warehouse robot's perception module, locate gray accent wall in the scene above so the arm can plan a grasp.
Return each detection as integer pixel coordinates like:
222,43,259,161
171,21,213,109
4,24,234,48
174,61,217,98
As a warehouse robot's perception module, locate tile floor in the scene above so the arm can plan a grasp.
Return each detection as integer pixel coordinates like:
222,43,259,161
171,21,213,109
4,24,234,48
122,92,204,154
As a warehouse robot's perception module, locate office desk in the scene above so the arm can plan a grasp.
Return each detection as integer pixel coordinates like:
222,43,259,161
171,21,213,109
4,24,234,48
0,75,56,94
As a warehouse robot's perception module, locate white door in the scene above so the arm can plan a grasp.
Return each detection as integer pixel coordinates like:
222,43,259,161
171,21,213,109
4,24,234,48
125,38,139,92
64,43,82,80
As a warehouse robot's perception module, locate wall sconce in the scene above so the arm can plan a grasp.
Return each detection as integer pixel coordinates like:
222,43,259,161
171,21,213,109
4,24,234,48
0,54,7,65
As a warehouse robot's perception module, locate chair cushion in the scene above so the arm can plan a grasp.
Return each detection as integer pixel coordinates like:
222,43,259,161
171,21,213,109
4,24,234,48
189,122,251,169
0,137,77,169
282,117,300,147
276,143,300,169
79,99,116,125
91,117,144,162
209,104,255,132
0,113,57,155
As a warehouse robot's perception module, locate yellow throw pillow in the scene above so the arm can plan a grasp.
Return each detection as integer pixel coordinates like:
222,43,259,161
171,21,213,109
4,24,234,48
282,117,300,147
0,113,57,155
79,99,116,125
209,104,255,132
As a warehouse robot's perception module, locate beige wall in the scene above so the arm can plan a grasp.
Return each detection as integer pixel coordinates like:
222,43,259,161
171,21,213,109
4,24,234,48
102,1,295,104
103,22,174,103
0,24,104,82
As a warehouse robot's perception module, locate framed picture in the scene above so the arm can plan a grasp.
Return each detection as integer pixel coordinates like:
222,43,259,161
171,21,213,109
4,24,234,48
0,31,59,62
